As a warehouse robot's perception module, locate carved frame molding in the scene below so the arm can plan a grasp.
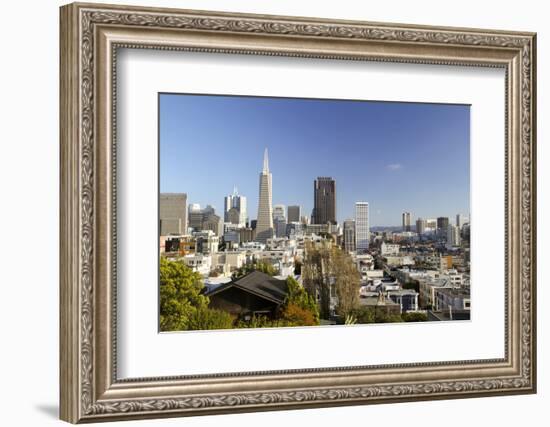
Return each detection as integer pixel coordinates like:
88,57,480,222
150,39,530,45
60,2,536,423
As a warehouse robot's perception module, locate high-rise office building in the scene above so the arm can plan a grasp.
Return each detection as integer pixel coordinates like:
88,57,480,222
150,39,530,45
416,218,427,235
437,217,450,231
255,148,274,243
312,177,336,225
402,211,411,231
226,208,241,225
223,193,232,221
188,204,203,230
160,193,187,235
426,219,437,230
238,227,255,243
187,204,220,233
287,205,301,223
447,224,461,249
274,218,287,238
343,219,356,253
355,202,369,253
456,213,468,228
273,204,285,220
203,214,223,237
224,187,247,227
202,205,215,217
273,204,287,238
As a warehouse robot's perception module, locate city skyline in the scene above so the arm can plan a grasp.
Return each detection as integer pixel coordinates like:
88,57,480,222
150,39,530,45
160,93,470,226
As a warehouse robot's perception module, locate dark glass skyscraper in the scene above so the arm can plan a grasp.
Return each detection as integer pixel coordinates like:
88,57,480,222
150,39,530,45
402,211,412,232
437,216,450,231
312,177,336,225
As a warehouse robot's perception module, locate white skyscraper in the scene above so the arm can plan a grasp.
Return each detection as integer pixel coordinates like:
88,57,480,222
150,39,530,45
224,187,247,227
447,224,462,249
355,202,369,253
273,204,286,220
256,148,274,243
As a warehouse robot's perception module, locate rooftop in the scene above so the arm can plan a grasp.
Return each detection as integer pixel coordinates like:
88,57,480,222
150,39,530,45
206,271,288,305
435,287,470,298
359,296,400,307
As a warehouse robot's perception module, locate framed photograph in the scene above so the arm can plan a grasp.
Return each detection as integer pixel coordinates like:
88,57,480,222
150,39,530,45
60,2,537,423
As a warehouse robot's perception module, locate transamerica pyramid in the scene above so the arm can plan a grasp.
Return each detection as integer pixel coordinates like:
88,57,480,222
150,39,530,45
255,148,274,243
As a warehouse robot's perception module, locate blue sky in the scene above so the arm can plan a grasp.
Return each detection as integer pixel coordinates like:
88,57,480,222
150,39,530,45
160,93,470,226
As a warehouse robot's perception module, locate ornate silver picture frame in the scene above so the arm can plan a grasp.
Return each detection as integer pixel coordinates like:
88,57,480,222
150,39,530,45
60,2,536,423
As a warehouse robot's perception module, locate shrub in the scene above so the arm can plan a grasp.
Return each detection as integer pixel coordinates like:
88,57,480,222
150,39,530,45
350,307,376,324
187,308,235,330
285,276,320,324
280,303,317,326
401,311,428,322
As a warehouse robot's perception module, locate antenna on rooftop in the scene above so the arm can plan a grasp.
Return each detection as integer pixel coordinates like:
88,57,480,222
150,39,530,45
263,148,269,173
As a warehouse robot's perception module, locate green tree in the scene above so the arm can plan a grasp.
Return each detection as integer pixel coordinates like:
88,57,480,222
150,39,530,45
331,247,360,318
302,240,333,320
160,258,236,331
159,257,209,331
285,276,320,324
302,242,361,320
232,261,276,279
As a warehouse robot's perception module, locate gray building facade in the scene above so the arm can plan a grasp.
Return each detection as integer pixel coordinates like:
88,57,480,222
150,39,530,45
343,219,356,253
160,193,187,235
287,205,301,223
